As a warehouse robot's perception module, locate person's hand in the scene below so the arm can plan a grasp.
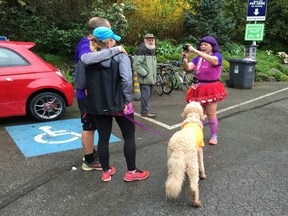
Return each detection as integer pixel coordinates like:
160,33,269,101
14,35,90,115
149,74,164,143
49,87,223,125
182,51,188,59
182,43,194,59
117,45,128,56
185,43,197,52
122,102,134,115
123,103,128,111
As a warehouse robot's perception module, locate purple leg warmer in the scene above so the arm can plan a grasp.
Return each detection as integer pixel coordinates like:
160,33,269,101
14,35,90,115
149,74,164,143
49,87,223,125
208,117,218,136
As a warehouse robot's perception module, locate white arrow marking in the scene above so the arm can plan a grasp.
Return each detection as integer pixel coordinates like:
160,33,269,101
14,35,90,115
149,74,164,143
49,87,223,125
254,8,259,15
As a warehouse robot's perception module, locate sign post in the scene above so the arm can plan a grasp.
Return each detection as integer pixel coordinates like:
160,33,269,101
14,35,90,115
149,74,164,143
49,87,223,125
247,0,268,21
245,0,268,60
245,24,265,41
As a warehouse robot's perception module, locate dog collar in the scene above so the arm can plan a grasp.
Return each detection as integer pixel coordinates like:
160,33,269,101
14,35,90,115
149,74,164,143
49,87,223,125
182,122,199,129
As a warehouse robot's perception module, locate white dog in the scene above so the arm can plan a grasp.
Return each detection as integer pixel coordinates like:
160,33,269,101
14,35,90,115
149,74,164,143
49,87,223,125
165,101,206,207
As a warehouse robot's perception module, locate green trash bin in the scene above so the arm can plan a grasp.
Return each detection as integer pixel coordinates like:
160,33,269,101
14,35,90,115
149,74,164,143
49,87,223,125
227,58,257,89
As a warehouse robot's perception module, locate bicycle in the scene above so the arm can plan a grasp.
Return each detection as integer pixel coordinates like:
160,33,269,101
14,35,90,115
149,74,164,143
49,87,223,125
166,61,194,90
154,63,173,96
155,72,164,96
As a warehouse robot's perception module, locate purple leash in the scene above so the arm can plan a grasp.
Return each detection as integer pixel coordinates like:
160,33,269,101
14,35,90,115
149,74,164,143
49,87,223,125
122,114,171,139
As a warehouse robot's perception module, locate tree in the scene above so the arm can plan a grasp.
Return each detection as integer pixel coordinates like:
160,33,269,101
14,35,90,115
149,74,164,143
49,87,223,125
182,0,235,46
1,0,286,56
119,0,189,45
223,0,288,52
223,0,247,43
261,0,288,51
0,0,132,56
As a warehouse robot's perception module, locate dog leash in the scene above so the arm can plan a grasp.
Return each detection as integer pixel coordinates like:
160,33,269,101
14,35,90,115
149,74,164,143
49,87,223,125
122,114,171,139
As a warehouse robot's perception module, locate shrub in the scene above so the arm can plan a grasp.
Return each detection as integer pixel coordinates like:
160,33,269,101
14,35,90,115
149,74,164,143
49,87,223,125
277,52,288,64
156,40,175,56
222,59,230,73
53,40,288,84
222,43,245,59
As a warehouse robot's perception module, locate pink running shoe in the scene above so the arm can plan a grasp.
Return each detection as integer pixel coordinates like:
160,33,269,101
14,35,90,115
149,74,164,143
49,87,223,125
209,136,218,145
101,166,116,182
124,169,150,182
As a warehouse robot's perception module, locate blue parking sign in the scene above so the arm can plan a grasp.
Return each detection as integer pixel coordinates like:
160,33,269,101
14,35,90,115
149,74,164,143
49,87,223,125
247,0,267,21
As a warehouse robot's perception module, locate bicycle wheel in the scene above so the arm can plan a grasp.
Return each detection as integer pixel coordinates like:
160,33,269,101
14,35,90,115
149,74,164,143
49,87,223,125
162,72,173,94
170,70,179,89
154,73,164,96
164,67,177,89
183,72,194,89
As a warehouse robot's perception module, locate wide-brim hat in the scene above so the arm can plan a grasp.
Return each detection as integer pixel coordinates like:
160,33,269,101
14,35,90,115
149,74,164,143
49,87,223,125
144,33,155,39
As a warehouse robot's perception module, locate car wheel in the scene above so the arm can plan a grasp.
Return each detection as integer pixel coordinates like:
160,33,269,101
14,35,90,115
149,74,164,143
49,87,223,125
28,92,66,121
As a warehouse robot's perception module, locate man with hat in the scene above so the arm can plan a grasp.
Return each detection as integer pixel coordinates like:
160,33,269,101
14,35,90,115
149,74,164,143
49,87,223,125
133,33,157,118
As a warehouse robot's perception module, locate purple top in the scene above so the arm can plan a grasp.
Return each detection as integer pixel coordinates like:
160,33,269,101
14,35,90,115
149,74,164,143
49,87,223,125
75,37,90,62
191,53,222,80
75,37,91,99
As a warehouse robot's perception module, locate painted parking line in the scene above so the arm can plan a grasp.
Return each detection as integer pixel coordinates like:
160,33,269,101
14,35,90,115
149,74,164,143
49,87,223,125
216,87,288,115
5,118,121,158
136,87,288,130
134,112,171,128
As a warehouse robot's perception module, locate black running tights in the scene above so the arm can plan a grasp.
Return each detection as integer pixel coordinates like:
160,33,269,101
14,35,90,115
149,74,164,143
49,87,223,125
92,113,136,171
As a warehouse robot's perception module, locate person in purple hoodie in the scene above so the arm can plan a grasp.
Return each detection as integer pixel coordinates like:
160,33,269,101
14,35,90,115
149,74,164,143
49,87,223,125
182,36,227,145
80,27,150,182
74,17,127,171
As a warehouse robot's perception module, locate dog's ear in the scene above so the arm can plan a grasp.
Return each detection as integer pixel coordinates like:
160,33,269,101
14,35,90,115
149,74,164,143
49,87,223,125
181,104,189,118
182,101,205,119
181,109,186,118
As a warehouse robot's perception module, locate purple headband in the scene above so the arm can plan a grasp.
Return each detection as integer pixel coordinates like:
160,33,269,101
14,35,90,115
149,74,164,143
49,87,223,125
198,36,219,53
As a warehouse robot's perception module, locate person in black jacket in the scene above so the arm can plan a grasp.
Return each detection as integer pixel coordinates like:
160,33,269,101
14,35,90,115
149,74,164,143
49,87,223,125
75,17,111,172
75,17,128,172
81,27,150,182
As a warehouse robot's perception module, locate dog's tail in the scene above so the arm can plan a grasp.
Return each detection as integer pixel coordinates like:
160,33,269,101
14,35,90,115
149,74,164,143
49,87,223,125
165,151,186,198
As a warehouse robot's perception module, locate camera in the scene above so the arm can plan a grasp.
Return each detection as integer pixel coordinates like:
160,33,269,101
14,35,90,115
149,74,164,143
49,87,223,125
182,44,190,53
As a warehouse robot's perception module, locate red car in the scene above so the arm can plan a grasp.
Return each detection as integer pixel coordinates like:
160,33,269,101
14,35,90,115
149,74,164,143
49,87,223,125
0,39,74,121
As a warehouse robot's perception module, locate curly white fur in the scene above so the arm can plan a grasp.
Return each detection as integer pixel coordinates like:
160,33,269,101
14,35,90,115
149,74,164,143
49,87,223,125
165,101,206,207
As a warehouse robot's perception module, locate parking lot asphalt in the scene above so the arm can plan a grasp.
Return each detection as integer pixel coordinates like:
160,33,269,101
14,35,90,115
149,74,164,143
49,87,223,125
0,82,288,216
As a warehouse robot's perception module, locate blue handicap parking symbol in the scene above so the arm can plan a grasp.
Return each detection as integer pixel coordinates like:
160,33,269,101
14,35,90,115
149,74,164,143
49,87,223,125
5,118,121,158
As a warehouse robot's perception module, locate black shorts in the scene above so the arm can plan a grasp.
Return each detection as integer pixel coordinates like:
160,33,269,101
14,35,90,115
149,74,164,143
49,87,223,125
81,112,97,131
78,98,97,131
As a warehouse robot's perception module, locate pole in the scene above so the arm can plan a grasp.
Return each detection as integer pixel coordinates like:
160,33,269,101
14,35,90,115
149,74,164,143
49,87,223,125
133,71,141,101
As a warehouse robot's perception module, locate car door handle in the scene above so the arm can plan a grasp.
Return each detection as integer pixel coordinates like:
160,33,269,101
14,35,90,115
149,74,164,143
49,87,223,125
5,78,13,81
